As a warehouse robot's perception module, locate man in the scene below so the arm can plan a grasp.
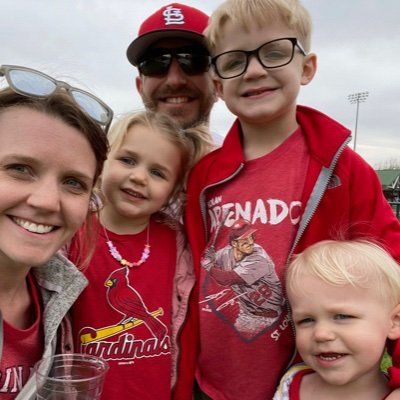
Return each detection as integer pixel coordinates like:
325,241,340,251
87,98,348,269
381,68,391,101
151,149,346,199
126,3,217,129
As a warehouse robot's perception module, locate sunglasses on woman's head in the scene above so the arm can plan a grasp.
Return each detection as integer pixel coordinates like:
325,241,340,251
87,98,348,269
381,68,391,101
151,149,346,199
0,64,113,133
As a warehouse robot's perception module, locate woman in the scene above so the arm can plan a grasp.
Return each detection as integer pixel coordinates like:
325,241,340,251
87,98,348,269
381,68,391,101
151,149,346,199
0,64,110,399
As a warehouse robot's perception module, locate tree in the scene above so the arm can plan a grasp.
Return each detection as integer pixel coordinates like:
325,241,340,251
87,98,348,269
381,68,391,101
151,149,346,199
374,158,400,170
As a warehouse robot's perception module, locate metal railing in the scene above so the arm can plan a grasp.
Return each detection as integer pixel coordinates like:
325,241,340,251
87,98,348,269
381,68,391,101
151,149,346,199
389,202,400,219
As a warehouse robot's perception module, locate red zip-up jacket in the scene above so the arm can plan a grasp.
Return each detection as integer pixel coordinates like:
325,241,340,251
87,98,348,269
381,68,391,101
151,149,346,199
173,105,400,399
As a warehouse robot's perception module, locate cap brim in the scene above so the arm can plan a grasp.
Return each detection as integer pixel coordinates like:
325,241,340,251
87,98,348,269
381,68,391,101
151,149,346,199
127,30,207,66
236,228,257,240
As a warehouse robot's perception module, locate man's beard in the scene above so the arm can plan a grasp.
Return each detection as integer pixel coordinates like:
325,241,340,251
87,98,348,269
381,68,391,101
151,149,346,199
141,89,215,129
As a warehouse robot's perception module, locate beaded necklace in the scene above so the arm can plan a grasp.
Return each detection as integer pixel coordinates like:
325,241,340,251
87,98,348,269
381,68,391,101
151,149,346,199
104,225,151,268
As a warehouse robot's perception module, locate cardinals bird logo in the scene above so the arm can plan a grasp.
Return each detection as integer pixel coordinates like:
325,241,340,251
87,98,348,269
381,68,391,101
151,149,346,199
105,267,168,341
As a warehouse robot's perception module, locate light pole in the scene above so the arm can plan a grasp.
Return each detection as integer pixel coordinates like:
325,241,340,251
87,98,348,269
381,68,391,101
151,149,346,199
348,91,369,152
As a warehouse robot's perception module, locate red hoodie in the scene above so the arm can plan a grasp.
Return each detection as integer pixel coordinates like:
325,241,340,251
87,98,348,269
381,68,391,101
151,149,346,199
173,105,400,399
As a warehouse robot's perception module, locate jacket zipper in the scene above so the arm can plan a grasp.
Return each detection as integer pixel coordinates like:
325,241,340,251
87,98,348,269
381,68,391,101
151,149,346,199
173,165,245,389
199,163,245,241
283,136,351,367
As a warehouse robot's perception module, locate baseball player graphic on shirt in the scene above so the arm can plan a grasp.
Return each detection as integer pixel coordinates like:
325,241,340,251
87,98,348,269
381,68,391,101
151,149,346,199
201,218,284,338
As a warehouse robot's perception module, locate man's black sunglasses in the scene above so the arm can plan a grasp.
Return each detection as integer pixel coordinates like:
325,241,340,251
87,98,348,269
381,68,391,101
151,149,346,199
138,51,211,77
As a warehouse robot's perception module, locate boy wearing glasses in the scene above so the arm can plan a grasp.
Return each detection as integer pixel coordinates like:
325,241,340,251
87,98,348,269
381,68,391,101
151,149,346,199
176,0,400,399
126,3,217,130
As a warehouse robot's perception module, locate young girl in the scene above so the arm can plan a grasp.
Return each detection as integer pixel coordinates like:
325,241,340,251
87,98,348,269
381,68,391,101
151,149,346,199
70,110,213,399
0,64,110,399
274,240,400,400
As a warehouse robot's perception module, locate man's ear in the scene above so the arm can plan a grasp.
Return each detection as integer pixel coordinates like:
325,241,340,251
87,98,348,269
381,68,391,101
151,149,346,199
388,304,400,340
135,75,143,96
301,52,317,86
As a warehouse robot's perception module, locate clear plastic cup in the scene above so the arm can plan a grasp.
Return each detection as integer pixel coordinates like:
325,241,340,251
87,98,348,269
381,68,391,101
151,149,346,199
34,353,109,399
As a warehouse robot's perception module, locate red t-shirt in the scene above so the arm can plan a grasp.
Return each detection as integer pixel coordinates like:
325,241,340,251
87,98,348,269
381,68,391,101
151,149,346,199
0,273,43,397
197,128,309,399
279,366,392,399
70,218,176,400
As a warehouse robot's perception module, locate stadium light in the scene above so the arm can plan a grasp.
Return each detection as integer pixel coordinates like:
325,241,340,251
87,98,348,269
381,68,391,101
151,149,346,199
348,91,369,152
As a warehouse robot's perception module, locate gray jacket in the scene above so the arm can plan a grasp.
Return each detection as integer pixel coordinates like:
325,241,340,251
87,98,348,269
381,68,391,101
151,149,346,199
0,253,88,399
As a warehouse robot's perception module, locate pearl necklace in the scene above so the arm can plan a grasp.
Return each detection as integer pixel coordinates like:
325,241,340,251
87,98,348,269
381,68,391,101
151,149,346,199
104,225,151,268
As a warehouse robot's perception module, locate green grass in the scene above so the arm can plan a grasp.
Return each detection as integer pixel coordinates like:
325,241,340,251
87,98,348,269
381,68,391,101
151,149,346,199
381,350,392,373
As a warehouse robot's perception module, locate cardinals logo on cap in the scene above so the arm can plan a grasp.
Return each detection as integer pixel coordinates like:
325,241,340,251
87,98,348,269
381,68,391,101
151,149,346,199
163,5,185,25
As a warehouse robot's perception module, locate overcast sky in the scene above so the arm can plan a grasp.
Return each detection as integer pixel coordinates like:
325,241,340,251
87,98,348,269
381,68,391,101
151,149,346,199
2,0,399,167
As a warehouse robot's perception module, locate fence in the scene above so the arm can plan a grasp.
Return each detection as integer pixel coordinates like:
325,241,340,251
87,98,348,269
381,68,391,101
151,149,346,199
389,202,400,219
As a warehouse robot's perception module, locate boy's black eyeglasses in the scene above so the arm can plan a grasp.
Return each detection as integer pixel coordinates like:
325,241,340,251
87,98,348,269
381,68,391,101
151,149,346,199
0,64,113,132
212,37,307,79
138,52,211,77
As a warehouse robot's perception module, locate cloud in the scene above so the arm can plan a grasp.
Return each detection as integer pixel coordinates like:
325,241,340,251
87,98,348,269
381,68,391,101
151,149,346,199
2,0,399,167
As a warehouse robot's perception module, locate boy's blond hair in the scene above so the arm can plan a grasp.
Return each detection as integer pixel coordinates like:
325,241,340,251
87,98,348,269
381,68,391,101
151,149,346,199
205,0,313,54
287,240,400,306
